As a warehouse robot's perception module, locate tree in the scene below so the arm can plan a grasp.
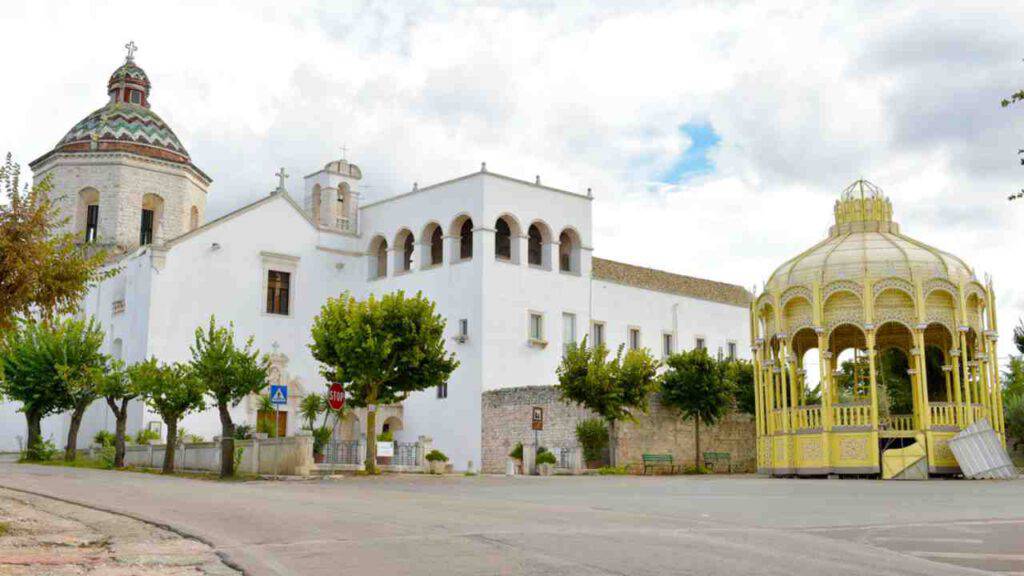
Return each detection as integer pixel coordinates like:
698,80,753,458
52,319,106,461
310,291,459,474
131,359,205,474
660,349,732,470
190,316,269,477
1002,82,1024,201
0,317,104,460
299,391,343,459
97,359,137,468
723,359,755,414
0,154,109,330
557,337,660,466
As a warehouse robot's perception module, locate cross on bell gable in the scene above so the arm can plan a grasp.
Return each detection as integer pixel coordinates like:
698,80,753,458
125,41,138,62
275,167,289,193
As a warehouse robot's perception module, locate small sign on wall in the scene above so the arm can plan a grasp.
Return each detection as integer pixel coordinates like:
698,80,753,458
532,406,544,431
377,441,394,458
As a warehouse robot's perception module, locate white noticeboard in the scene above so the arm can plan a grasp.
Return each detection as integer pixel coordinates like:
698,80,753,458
377,441,394,458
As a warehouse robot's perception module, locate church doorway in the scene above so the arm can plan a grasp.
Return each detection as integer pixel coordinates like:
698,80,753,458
257,410,287,437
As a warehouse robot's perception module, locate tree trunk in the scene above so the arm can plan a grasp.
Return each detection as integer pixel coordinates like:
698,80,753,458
25,409,42,460
607,419,617,467
694,414,702,471
64,401,88,462
218,403,235,478
365,406,378,474
163,419,178,474
106,397,129,468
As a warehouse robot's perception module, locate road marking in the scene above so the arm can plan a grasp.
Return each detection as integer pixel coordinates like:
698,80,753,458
907,551,1024,561
872,537,985,544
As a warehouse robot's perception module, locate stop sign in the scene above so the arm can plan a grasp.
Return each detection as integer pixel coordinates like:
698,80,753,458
328,382,345,411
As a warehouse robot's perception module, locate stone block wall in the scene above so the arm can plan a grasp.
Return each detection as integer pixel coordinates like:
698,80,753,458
481,385,755,474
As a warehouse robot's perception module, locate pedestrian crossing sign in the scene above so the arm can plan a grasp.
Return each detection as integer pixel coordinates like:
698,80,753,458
269,385,288,405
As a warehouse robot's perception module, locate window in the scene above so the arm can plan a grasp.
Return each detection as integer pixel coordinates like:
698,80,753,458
430,226,443,265
695,336,706,351
628,327,641,351
85,204,99,243
266,270,290,315
139,209,154,245
495,218,512,260
370,237,388,279
591,322,605,348
528,223,544,266
529,312,544,342
562,313,576,355
663,333,674,358
130,90,141,104
459,218,474,260
437,380,448,399
727,341,737,360
458,319,469,339
401,232,414,272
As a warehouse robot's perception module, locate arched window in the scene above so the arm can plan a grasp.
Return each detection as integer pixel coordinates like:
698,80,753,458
559,228,580,273
495,218,512,260
459,218,474,260
528,224,545,267
394,229,414,272
369,236,388,279
140,193,165,246
311,184,323,223
189,206,199,230
429,225,443,266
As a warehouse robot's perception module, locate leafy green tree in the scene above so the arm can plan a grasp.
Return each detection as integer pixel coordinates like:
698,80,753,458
575,418,609,467
189,316,269,477
660,349,732,470
1002,84,1024,201
723,359,755,414
0,318,104,460
97,359,137,468
310,291,459,474
52,319,106,461
557,337,660,466
0,154,109,330
131,359,206,474
1004,394,1024,452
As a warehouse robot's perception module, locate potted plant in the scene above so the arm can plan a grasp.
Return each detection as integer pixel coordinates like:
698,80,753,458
425,449,448,474
509,442,524,474
312,427,332,463
575,418,609,469
536,447,556,476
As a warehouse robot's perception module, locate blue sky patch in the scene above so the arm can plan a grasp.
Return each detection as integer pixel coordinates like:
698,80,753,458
662,121,720,182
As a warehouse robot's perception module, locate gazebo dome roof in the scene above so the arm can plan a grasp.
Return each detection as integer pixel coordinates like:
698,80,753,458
766,180,975,293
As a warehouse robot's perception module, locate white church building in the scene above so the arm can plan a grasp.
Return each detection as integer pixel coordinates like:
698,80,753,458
0,52,752,471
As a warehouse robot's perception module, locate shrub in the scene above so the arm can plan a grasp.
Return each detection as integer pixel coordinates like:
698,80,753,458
233,424,253,440
133,429,161,445
536,450,557,466
21,437,58,462
425,449,449,463
575,419,608,464
97,445,116,469
596,465,630,475
312,427,333,456
509,442,523,460
376,430,394,442
93,430,115,447
233,446,245,472
683,465,710,475
1005,393,1024,452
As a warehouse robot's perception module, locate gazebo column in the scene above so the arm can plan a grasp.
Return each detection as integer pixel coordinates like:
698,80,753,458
819,345,833,432
753,343,763,438
866,330,879,430
942,363,952,406
958,328,974,425
913,327,931,431
986,332,1004,437
950,348,964,427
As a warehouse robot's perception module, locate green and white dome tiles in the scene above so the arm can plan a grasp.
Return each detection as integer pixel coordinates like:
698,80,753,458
56,102,189,162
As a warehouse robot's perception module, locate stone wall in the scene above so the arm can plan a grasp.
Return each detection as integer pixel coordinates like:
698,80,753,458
481,385,755,474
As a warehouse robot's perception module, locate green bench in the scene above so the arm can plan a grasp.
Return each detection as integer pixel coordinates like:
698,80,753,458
642,453,676,475
703,451,732,473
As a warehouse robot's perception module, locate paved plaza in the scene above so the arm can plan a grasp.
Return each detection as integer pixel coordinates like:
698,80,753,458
0,463,1022,575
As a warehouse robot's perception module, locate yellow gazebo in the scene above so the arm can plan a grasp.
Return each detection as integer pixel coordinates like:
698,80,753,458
751,180,1004,477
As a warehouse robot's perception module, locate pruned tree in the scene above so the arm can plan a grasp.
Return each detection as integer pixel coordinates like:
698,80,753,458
0,154,109,329
557,337,660,466
1002,81,1024,201
97,359,137,468
310,291,459,474
131,359,206,474
723,359,755,414
190,316,269,477
660,349,732,470
0,317,104,460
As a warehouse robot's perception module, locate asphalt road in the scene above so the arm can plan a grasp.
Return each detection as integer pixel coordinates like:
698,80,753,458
1,464,1022,575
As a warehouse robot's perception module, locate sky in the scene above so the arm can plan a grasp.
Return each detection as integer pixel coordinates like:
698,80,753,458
2,0,1023,363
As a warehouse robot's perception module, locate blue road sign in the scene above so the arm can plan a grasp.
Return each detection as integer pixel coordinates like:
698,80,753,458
269,385,288,405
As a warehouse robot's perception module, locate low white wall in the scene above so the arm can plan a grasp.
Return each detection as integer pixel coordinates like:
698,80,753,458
121,436,314,476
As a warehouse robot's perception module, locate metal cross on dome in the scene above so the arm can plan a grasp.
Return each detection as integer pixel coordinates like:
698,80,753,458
340,144,348,160
125,41,138,62
275,167,289,192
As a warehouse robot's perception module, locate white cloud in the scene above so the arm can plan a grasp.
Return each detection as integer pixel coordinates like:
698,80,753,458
2,0,1022,359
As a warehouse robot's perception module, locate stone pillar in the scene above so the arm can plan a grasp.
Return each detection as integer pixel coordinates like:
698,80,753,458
357,439,367,470
417,436,433,471
570,446,584,475
523,441,537,476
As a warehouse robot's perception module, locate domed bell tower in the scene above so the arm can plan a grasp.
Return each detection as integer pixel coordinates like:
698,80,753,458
29,42,211,255
303,154,361,233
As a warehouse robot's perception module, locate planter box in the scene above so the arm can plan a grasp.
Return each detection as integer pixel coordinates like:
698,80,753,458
538,463,553,476
428,460,447,474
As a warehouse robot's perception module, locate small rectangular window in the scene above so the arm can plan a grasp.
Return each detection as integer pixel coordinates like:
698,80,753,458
628,327,641,351
437,380,448,399
591,322,605,348
130,90,141,104
695,336,706,351
459,318,469,338
728,341,737,360
266,270,291,315
85,204,99,243
562,313,577,355
663,333,673,358
529,313,544,341
139,209,154,245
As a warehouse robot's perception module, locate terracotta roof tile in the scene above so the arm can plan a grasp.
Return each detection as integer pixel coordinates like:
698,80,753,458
592,257,751,307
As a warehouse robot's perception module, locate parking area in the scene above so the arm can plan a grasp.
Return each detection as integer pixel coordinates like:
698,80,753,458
1,464,1021,575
